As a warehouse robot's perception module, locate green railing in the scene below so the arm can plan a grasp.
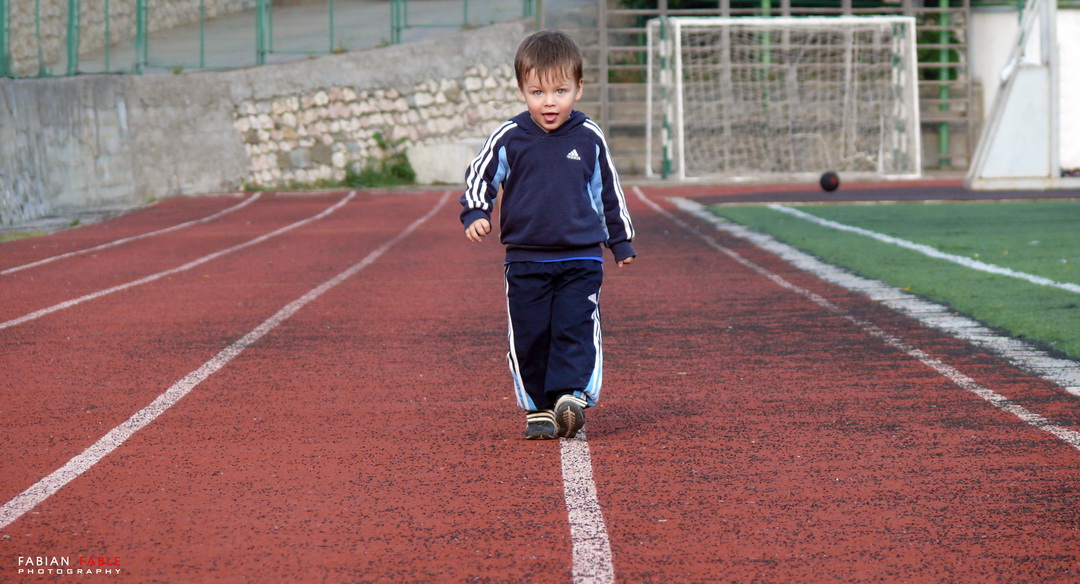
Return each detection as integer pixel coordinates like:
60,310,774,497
390,0,537,44
5,0,1070,80
0,0,537,78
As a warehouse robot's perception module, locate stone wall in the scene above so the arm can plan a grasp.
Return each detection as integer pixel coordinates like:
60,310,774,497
236,64,519,188
5,0,256,77
0,20,526,226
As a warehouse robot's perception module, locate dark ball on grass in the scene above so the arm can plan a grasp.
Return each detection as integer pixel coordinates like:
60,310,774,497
820,171,840,192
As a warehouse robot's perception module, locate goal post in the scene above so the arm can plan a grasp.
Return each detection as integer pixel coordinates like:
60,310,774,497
646,16,922,182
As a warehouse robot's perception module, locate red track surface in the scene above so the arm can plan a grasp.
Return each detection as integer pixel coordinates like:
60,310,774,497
2,188,1079,582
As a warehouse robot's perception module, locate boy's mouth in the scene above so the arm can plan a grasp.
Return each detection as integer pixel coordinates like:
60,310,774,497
543,113,558,124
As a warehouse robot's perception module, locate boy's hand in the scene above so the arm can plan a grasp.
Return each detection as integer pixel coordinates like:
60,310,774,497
465,218,491,243
617,256,634,268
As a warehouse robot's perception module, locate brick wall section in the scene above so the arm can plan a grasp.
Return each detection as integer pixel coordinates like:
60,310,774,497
236,64,519,187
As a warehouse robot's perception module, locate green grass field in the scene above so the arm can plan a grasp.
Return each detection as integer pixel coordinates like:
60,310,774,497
708,200,1080,360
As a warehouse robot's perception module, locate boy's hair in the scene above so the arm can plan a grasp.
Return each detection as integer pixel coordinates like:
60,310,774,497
514,30,583,88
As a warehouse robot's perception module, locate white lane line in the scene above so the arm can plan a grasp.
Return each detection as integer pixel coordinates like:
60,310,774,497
0,192,355,331
561,430,615,584
2,192,261,276
0,192,451,530
632,188,1080,453
768,204,1080,295
675,197,1080,396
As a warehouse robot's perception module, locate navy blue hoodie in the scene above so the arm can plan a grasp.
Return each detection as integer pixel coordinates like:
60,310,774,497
461,110,636,263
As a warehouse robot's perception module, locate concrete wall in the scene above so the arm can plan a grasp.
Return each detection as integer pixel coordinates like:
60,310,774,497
0,20,527,226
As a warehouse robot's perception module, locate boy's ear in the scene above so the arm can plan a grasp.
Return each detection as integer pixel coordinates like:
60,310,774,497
574,78,585,100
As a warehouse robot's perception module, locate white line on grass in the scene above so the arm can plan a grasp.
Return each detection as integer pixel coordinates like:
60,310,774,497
1,192,261,276
768,204,1080,295
0,192,355,331
674,198,1080,395
0,192,451,530
561,430,616,584
632,189,1080,453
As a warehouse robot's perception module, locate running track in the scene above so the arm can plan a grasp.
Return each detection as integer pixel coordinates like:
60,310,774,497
2,186,1079,582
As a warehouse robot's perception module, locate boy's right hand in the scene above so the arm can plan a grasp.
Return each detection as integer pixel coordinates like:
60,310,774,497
465,218,491,243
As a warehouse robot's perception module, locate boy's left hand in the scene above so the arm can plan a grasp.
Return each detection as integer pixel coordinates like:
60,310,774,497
465,218,492,243
617,256,634,268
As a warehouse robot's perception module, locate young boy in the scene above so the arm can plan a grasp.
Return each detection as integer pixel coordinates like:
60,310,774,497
460,30,636,440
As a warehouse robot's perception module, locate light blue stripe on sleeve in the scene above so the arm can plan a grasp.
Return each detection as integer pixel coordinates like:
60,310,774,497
589,145,609,239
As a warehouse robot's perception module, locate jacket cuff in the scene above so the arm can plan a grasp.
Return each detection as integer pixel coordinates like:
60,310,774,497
610,241,636,263
462,209,491,230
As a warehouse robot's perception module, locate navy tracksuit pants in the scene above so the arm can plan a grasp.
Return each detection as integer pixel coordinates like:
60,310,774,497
504,259,604,412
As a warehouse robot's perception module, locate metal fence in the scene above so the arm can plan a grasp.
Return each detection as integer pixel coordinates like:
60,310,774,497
391,0,537,44
0,0,536,78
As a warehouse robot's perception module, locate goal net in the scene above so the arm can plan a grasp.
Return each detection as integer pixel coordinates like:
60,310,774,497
646,16,922,181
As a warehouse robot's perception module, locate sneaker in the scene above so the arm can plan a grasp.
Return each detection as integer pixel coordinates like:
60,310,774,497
524,411,556,440
554,394,587,438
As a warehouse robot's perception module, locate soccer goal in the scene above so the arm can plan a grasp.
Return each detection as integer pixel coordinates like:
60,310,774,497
646,16,922,181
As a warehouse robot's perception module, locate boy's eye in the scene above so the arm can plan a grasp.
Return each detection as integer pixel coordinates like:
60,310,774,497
532,90,543,96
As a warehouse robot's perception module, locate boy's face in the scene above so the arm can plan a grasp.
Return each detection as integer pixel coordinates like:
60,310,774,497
519,69,584,133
